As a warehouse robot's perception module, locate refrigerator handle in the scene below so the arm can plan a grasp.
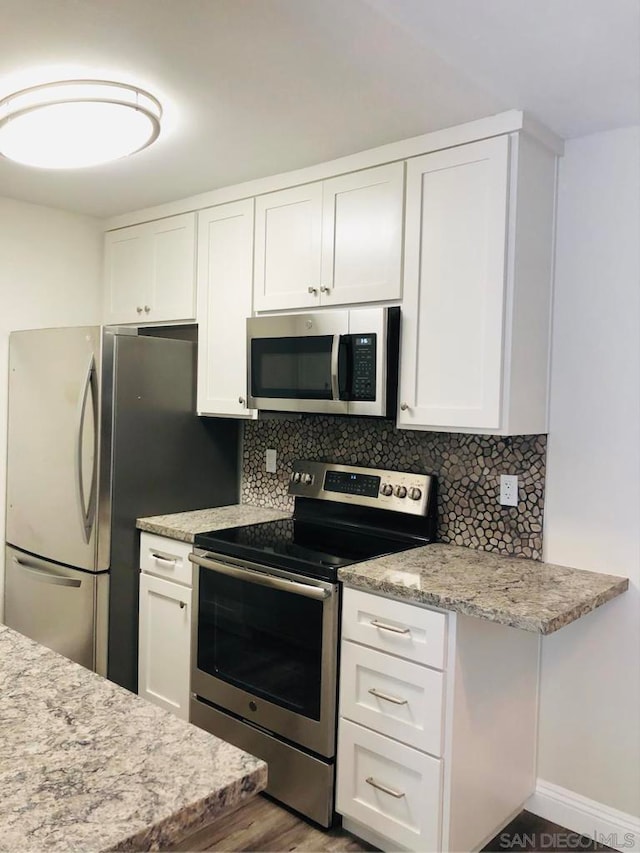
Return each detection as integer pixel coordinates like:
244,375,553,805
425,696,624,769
75,354,98,544
13,557,82,588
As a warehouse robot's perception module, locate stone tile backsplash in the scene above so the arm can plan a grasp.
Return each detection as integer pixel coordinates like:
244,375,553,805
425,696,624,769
241,417,546,560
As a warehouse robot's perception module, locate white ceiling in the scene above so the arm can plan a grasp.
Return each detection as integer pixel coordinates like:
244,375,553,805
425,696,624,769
0,0,638,219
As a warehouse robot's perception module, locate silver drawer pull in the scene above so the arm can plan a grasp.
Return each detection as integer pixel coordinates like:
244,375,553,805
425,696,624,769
370,619,410,635
152,554,178,566
366,776,406,799
368,688,408,706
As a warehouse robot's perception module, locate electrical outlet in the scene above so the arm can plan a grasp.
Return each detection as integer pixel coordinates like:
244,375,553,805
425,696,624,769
499,474,518,507
265,448,277,473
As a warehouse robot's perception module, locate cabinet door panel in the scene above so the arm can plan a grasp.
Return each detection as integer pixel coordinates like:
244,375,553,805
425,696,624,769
321,163,404,305
148,213,196,322
254,183,323,311
104,227,150,323
138,573,191,720
399,136,509,430
197,200,256,418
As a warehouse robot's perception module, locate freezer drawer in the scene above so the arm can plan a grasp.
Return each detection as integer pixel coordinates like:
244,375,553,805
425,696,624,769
4,546,108,673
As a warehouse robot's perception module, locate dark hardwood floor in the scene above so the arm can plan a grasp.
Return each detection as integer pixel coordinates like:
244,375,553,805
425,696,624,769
174,793,614,852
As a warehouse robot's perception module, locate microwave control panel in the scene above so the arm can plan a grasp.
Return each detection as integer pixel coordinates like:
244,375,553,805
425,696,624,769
349,334,376,401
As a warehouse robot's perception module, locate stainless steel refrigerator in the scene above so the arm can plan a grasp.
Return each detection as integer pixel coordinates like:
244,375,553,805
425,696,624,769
4,325,239,693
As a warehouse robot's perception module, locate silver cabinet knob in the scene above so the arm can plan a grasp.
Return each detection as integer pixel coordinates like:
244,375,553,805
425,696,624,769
308,286,318,295
144,305,151,313
136,306,143,314
380,483,393,497
400,402,410,411
320,285,331,293
238,396,246,406
408,487,422,501
292,472,302,483
394,485,407,499
301,473,313,485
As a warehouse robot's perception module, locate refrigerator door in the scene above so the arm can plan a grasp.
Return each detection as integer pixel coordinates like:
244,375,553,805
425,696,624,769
6,327,101,571
4,545,109,672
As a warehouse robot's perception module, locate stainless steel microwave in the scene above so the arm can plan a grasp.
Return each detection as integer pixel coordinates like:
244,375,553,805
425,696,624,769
247,306,400,416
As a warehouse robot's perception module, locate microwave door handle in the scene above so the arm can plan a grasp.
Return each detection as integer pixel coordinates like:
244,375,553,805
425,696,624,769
330,335,340,401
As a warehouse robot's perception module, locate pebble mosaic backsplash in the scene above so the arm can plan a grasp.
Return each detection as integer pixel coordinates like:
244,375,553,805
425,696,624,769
241,417,547,560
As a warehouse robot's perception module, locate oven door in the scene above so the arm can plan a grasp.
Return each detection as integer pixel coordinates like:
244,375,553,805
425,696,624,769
190,550,339,758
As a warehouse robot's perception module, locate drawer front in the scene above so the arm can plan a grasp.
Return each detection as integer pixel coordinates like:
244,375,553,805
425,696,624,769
336,718,442,852
340,640,444,756
139,532,192,586
342,588,446,669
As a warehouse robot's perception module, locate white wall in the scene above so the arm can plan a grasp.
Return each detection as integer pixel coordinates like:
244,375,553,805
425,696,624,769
0,197,103,617
540,126,640,816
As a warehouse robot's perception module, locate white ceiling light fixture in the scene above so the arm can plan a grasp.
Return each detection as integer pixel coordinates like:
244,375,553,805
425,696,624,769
0,79,162,169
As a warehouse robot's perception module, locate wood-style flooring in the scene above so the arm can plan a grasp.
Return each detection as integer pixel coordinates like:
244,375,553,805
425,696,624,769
173,793,614,852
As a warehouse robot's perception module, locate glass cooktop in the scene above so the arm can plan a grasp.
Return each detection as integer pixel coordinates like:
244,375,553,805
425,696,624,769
193,517,420,582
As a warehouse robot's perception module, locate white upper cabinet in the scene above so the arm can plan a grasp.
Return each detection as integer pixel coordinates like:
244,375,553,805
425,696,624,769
398,133,557,435
103,213,196,325
196,199,256,418
253,163,404,312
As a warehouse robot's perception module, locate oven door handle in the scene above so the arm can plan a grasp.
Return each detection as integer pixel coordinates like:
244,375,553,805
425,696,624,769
188,553,331,600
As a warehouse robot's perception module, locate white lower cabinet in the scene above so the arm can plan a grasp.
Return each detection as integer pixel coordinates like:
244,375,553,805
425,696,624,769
138,534,193,720
337,588,540,853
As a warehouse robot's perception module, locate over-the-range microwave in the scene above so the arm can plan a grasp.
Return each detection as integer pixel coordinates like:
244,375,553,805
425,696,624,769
247,306,400,417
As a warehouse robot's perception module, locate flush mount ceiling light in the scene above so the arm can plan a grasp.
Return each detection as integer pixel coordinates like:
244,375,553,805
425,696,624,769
0,80,162,169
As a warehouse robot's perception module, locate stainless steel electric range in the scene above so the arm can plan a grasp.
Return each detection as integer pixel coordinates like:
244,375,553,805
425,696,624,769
189,460,437,827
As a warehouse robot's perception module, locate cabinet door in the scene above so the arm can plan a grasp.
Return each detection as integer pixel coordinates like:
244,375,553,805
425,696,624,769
103,213,196,325
197,200,256,418
254,183,323,311
147,213,196,323
138,572,191,720
398,136,510,431
104,225,151,323
320,163,404,306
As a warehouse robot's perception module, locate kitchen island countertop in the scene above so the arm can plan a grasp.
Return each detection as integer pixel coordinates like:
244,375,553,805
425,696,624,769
136,503,290,543
338,542,628,633
0,625,267,852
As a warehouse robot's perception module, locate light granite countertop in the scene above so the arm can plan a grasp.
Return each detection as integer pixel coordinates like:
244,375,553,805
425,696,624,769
338,543,629,634
136,503,290,543
0,625,267,852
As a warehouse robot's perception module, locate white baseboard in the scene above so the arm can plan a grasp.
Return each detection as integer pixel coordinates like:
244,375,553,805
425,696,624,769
527,779,640,852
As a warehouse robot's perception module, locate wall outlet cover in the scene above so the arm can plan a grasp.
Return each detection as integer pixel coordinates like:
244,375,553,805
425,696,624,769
265,448,277,473
500,474,518,507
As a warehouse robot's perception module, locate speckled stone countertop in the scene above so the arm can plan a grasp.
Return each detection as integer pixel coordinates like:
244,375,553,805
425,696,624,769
136,503,290,543
0,625,267,852
338,543,629,634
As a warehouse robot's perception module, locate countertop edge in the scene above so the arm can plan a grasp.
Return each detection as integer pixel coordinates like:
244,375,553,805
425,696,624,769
108,764,268,852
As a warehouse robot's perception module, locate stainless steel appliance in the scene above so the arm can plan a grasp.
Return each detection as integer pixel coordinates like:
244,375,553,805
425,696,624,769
4,326,238,692
189,460,437,827
247,306,400,416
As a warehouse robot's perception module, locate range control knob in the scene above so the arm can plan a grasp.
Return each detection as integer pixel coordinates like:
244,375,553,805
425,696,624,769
394,485,407,499
301,473,314,485
408,487,423,501
291,472,301,483
380,483,393,497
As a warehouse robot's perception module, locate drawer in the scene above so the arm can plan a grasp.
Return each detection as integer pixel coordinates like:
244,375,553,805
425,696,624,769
139,532,192,586
336,718,442,852
342,587,446,669
340,640,444,756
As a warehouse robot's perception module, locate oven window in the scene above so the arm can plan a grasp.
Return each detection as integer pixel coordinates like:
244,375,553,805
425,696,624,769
197,568,324,720
251,336,333,399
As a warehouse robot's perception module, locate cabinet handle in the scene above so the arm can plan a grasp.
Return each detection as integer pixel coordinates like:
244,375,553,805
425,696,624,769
320,285,331,294
365,777,406,799
368,687,408,706
136,306,143,314
238,396,246,406
307,286,318,295
179,601,186,609
152,553,177,566
144,305,151,313
370,619,410,635
400,402,410,411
